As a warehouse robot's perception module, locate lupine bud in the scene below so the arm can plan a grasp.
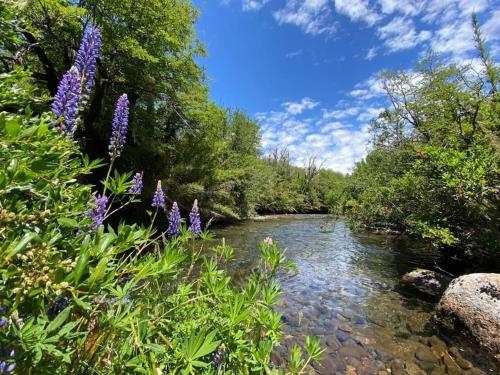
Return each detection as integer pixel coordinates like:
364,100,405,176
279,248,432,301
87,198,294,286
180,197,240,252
151,181,165,209
128,172,143,195
108,94,129,160
188,199,202,238
52,66,81,135
167,202,181,238
87,194,108,230
75,25,101,90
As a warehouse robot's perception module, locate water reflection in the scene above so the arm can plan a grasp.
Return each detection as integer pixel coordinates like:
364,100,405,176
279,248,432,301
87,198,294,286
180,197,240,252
214,215,498,374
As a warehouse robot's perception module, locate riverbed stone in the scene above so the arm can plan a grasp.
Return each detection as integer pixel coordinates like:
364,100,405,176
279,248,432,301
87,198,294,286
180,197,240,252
415,346,439,371
435,273,500,354
448,348,473,370
400,269,452,297
404,361,426,375
390,359,405,375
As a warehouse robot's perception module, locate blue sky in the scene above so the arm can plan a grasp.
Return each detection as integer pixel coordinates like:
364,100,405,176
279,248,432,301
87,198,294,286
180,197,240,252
194,0,499,173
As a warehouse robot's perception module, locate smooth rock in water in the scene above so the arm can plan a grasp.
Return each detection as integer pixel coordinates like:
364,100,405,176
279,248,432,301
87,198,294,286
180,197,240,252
404,361,426,375
400,269,452,297
448,348,473,370
415,346,439,371
435,273,500,354
390,359,405,375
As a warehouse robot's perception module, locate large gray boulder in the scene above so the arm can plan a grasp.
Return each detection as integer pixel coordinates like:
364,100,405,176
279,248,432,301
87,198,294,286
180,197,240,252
400,269,451,297
435,273,500,354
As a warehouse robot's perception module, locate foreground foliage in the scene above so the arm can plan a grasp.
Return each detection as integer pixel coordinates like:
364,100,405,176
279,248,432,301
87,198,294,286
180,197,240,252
0,32,323,375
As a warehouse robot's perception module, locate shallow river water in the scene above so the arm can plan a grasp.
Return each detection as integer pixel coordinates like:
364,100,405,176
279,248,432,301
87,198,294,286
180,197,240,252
214,215,498,375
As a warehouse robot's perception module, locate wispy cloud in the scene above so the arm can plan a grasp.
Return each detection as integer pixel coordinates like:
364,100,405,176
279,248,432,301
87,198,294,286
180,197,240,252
273,0,336,35
334,0,382,26
282,97,319,115
365,47,378,60
377,17,432,52
242,0,270,12
285,49,303,58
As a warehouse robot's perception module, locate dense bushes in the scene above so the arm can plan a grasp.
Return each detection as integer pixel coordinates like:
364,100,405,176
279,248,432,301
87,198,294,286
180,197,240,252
0,28,324,374
342,16,499,259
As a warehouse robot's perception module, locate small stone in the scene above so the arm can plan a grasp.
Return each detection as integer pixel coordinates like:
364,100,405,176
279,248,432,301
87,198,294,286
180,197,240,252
390,359,405,375
337,330,350,343
448,348,473,370
415,347,437,362
404,361,426,375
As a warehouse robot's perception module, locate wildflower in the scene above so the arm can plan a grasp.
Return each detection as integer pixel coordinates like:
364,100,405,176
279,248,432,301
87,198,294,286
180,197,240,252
188,199,202,238
75,25,101,90
6,363,16,373
167,202,181,238
211,344,227,370
51,66,81,135
108,94,129,160
87,194,108,230
0,319,5,327
48,294,72,320
128,172,143,195
151,181,165,209
0,362,5,372
263,237,273,246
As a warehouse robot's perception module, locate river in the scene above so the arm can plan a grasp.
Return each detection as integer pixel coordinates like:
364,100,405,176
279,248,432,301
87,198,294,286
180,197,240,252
213,215,497,375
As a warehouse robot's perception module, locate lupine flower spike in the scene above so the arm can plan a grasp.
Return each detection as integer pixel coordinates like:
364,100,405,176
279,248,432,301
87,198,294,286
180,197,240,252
87,194,108,230
128,172,143,195
108,94,129,160
75,25,101,90
52,66,81,135
188,199,202,238
167,202,181,238
152,180,165,209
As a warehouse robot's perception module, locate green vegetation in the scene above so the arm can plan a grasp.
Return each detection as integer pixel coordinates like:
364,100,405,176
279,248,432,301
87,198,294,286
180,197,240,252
0,0,336,220
0,50,324,375
341,15,499,259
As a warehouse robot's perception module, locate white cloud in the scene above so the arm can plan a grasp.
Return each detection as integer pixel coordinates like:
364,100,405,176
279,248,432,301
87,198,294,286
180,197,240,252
334,0,382,26
357,106,385,122
365,47,378,60
286,49,303,58
378,0,421,16
322,107,360,120
242,0,270,12
282,97,319,115
378,17,432,52
350,74,386,100
273,0,336,35
483,9,500,42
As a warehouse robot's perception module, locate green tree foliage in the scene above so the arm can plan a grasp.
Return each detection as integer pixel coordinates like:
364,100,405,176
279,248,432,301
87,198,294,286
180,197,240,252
343,16,499,258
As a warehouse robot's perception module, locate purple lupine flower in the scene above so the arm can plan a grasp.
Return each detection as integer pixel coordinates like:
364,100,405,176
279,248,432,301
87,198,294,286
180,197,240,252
52,66,81,135
0,362,5,372
108,94,129,160
0,319,5,327
167,202,181,238
6,363,16,373
87,194,108,230
151,181,165,209
128,172,143,195
75,25,101,90
188,199,202,238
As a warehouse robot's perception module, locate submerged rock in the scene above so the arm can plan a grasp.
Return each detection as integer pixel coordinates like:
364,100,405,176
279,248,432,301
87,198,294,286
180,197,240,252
400,269,452,297
435,273,500,354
